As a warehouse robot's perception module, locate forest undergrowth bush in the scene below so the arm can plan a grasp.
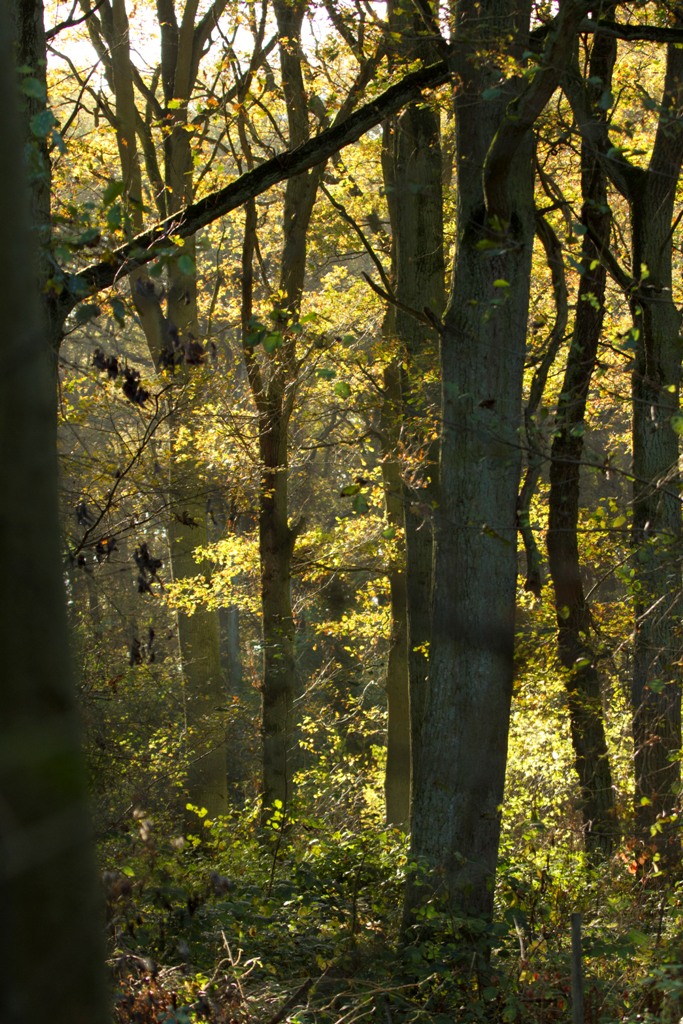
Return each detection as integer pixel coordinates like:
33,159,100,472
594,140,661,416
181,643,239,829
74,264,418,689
100,731,683,1024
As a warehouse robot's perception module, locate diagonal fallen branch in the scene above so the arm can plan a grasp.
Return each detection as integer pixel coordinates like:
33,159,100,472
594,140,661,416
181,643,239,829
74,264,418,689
60,60,451,315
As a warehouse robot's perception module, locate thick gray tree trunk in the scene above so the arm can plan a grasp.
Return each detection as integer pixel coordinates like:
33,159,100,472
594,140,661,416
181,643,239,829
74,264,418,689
405,0,588,928
0,7,109,1020
407,25,535,926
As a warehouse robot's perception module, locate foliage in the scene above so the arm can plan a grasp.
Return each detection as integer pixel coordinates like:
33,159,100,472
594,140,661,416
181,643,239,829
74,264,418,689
18,0,683,1020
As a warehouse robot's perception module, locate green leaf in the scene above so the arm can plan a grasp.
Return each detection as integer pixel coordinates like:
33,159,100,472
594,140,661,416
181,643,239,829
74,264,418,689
245,320,267,347
340,484,361,497
110,297,126,324
167,98,185,109
30,108,57,138
75,227,101,247
671,413,683,435
567,254,586,276
106,204,122,230
317,367,336,380
475,238,502,251
50,129,67,155
177,253,195,276
262,332,282,353
74,303,101,325
352,493,369,514
334,381,351,399
103,179,125,205
21,77,46,100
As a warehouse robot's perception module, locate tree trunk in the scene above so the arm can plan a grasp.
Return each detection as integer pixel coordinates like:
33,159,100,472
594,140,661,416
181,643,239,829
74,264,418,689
546,26,619,860
259,406,298,813
407,43,535,929
380,0,446,827
380,362,411,829
1,7,109,1018
251,0,323,817
629,45,683,848
405,0,587,929
90,0,230,816
563,21,683,859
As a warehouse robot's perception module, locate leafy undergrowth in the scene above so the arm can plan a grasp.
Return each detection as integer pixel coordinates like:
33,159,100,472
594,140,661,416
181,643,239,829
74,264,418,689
101,795,683,1024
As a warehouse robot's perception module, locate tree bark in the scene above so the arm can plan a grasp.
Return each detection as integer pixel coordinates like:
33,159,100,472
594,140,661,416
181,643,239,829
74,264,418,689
1,7,109,1019
546,26,619,859
379,0,445,829
405,0,588,930
247,0,324,816
629,43,683,847
380,362,412,829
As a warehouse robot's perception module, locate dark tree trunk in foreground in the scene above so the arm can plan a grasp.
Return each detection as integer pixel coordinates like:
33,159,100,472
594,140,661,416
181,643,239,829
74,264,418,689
0,6,109,1021
547,26,619,860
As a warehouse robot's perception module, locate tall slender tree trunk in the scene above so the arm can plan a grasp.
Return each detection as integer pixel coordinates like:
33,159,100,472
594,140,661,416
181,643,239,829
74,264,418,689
564,23,683,860
380,362,412,828
250,0,323,816
629,44,683,849
546,27,619,859
88,0,230,816
380,0,445,827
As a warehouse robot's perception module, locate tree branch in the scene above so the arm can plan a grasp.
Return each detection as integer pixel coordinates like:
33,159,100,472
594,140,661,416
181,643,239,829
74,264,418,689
61,59,450,316
582,17,683,44
46,0,107,40
484,0,590,222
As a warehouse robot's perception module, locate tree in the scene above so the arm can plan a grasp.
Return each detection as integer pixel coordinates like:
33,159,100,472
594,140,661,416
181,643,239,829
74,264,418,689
0,4,108,1020
380,0,446,828
73,0,236,817
28,0,448,821
565,22,683,857
405,0,589,929
545,22,620,858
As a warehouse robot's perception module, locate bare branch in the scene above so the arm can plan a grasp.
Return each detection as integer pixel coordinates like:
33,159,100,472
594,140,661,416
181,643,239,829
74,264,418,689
46,0,107,40
484,0,590,222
